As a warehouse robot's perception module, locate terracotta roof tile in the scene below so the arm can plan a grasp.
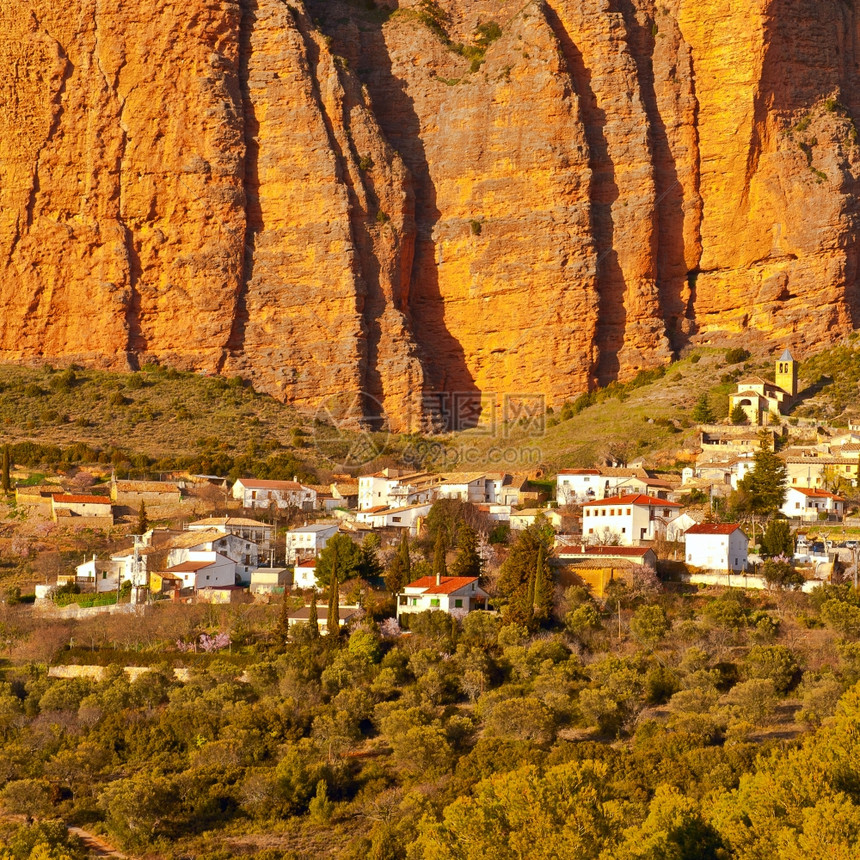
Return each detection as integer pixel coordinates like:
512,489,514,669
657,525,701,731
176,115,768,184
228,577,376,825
582,494,681,508
404,576,482,595
685,523,744,535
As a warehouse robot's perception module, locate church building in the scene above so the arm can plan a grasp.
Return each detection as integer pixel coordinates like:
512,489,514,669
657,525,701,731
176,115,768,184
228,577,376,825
728,349,798,426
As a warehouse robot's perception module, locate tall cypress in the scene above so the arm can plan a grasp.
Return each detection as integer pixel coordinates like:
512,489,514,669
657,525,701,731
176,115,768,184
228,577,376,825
0,446,9,494
432,529,447,580
525,569,535,622
533,544,547,621
327,544,340,636
308,588,319,638
400,530,411,580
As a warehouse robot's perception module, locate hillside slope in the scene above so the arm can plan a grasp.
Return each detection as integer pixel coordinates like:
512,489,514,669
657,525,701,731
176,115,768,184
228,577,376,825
2,0,859,430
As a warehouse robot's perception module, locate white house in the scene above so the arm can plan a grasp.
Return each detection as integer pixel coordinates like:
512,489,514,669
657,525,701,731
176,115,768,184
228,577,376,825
188,516,274,553
556,467,678,505
357,470,442,511
62,556,124,593
232,478,317,511
684,523,749,573
581,494,682,545
438,472,489,504
356,502,433,535
556,469,603,505
781,487,845,521
50,494,113,526
284,523,339,563
665,512,701,542
294,557,319,590
161,529,259,584
396,575,489,620
160,551,236,590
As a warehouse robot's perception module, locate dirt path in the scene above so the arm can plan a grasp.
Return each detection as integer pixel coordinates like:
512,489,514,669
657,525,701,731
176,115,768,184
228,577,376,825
0,812,128,859
68,826,128,858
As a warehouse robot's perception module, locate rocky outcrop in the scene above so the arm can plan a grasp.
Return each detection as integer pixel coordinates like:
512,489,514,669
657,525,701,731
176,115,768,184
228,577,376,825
1,0,859,431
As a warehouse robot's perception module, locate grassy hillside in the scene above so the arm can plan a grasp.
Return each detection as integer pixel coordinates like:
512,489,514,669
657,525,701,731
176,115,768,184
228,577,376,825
1,336,858,478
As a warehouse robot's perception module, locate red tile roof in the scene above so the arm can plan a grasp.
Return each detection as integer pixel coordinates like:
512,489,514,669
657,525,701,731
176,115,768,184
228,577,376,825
685,523,743,536
165,560,214,573
295,557,317,568
237,479,311,491
53,494,111,505
557,469,601,476
404,576,481,595
582,494,681,508
556,545,654,557
793,488,845,500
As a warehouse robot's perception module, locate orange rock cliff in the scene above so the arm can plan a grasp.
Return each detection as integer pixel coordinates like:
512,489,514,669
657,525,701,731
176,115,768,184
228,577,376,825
2,0,859,430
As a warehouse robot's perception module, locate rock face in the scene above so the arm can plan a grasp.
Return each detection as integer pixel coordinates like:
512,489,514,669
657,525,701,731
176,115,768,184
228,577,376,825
1,0,859,430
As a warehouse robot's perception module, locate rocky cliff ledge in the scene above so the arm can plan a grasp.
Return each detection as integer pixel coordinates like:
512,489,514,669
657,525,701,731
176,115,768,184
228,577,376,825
2,0,858,430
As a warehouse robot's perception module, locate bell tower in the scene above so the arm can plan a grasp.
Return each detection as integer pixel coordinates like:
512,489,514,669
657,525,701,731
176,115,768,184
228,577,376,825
775,348,797,398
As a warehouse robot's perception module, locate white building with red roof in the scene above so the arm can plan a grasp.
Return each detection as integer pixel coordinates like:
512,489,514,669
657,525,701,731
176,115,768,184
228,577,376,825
684,523,749,573
294,556,319,590
781,487,845,521
159,551,236,591
232,478,316,511
581,494,681,545
397,574,489,620
50,493,114,527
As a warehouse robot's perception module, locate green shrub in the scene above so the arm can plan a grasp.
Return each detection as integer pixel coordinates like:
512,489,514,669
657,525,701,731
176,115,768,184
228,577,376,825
724,348,751,365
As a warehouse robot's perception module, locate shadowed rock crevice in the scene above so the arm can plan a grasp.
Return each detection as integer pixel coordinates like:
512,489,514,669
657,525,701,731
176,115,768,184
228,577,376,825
224,0,259,359
545,3,627,386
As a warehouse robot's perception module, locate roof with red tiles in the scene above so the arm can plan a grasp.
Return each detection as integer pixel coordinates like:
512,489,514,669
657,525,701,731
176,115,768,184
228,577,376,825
685,523,744,536
403,576,483,595
582,494,682,508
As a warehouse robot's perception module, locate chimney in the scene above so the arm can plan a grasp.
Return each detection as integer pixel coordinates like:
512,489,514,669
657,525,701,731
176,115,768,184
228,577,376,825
436,569,441,586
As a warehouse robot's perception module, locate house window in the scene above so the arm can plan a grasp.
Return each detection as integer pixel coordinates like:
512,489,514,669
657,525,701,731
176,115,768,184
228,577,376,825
454,599,463,608
430,598,440,607
410,598,418,606
399,596,407,605
626,509,631,515
393,516,402,523
621,528,626,534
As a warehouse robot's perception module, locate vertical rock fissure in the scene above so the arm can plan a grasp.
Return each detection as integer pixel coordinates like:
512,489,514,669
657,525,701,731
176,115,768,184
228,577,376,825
684,40,703,327
224,0,259,359
289,7,384,423
618,1,690,355
544,4,627,386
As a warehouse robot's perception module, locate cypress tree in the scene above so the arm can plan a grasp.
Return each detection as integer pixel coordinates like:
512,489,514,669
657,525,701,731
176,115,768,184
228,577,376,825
525,569,535,622
308,588,319,638
450,525,482,579
533,544,546,620
327,544,340,636
1,446,10,494
136,501,149,535
400,529,411,580
432,529,447,580
692,394,715,424
276,588,292,642
385,530,412,594
739,433,788,517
